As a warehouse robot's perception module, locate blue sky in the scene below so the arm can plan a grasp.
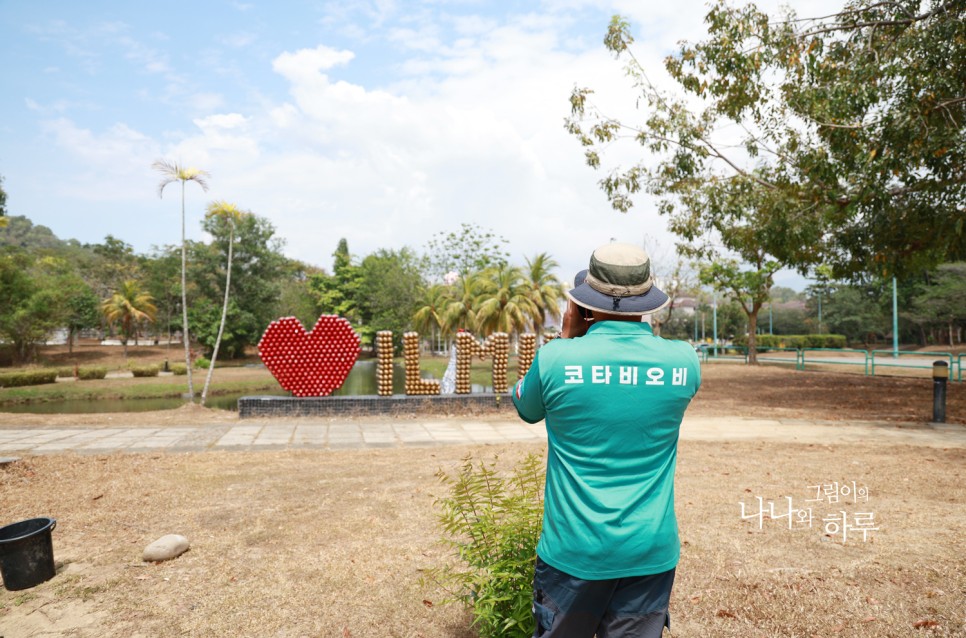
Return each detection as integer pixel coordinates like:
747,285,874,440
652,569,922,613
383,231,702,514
0,0,833,289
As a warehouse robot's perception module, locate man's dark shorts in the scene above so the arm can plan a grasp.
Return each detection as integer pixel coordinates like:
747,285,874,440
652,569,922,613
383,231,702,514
532,558,674,638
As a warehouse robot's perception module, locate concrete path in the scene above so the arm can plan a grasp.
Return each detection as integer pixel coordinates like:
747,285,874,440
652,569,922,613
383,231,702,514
0,416,962,455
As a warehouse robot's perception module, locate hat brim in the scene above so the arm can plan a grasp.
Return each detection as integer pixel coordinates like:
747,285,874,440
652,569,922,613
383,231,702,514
566,269,670,316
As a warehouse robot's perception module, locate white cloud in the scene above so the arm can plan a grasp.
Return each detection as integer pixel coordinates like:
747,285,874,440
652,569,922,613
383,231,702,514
272,46,356,83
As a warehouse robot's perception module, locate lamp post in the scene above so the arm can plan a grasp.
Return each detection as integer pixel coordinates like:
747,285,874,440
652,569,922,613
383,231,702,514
713,293,718,358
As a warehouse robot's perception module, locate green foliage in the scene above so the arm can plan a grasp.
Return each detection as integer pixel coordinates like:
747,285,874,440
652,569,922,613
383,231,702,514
424,223,510,281
129,364,159,378
170,363,188,376
569,3,966,281
355,248,425,350
428,454,544,638
734,334,847,349
194,357,210,370
56,367,75,378
77,367,108,380
0,369,58,388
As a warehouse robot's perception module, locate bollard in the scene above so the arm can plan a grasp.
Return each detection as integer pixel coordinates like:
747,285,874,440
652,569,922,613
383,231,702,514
932,361,948,423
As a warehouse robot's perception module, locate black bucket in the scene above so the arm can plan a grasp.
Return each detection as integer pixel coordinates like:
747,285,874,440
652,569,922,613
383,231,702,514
0,517,57,591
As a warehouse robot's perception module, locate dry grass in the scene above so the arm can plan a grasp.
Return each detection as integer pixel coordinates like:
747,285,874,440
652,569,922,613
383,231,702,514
1,440,964,637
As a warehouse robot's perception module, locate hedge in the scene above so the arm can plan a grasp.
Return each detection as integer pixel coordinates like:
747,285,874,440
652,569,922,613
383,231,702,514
56,367,76,378
170,363,188,376
77,366,108,380
0,369,59,388
733,334,848,349
130,365,160,378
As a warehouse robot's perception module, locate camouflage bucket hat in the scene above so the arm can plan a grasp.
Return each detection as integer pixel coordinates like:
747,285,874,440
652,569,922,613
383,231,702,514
566,242,670,316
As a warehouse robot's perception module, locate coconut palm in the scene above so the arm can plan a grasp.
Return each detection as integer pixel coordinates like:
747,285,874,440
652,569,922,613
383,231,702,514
102,281,157,359
200,200,246,406
413,283,451,335
153,159,210,401
523,252,565,333
475,264,538,337
442,271,484,335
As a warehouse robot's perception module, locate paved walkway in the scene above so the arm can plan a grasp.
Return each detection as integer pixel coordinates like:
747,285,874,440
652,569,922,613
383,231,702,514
0,416,962,455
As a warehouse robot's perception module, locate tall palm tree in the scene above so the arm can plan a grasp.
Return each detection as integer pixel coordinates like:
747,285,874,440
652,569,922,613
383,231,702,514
102,280,157,359
153,159,210,401
523,252,565,333
200,200,246,406
475,265,537,337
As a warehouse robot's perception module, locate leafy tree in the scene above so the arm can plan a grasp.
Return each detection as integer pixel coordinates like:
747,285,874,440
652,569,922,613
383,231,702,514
424,223,510,280
568,3,965,284
356,247,425,350
275,259,323,331
0,174,7,228
101,280,157,358
818,282,889,345
190,211,285,358
200,201,247,406
62,277,101,353
89,235,141,299
141,246,182,353
907,263,966,347
154,159,210,401
308,238,363,324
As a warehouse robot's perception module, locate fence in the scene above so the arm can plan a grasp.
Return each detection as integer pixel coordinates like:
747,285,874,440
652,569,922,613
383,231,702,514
703,346,960,381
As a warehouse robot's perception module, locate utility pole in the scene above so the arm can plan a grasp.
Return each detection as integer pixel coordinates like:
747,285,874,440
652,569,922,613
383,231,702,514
892,277,899,358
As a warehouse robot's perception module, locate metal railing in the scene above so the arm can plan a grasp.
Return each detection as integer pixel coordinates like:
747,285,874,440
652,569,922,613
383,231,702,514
799,348,871,375
698,346,962,381
870,351,954,379
752,347,802,368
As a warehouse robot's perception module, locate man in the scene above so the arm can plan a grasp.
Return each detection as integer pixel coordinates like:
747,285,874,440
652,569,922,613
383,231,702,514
511,242,701,638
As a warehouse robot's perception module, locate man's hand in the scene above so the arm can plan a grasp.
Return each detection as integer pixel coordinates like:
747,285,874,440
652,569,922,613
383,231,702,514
561,300,592,339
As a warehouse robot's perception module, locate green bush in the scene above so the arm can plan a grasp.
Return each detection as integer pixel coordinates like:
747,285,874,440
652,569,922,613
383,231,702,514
130,365,160,378
56,366,76,378
734,334,848,350
426,454,544,638
170,363,188,376
77,366,108,380
194,357,211,370
0,369,59,388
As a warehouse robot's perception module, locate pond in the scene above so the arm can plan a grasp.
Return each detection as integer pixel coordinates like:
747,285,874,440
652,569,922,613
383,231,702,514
1,361,482,414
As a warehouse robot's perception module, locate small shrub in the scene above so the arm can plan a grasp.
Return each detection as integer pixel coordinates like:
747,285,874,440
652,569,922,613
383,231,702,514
77,367,108,380
426,454,544,638
170,363,188,376
194,357,211,370
56,367,76,378
0,370,59,388
130,365,160,378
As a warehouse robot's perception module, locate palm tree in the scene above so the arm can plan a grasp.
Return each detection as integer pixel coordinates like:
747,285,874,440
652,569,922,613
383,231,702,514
102,281,158,359
153,159,210,401
475,265,537,337
200,200,246,406
442,271,483,335
413,283,451,335
523,252,565,333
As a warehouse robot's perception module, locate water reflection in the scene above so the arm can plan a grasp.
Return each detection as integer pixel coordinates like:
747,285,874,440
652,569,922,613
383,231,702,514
1,361,455,414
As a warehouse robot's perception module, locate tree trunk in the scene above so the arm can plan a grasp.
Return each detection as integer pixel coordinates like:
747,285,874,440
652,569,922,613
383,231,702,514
181,181,194,401
746,308,759,365
201,223,233,406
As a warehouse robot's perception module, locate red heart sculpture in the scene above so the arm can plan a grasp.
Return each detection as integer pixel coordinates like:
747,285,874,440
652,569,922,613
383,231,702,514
258,315,361,397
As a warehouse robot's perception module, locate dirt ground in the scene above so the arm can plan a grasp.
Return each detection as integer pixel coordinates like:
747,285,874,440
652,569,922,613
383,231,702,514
1,365,964,637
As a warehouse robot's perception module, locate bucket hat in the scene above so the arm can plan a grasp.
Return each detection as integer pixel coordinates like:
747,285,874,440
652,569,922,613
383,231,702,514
566,242,670,316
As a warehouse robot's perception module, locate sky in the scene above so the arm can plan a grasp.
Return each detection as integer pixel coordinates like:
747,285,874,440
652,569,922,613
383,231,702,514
0,0,837,290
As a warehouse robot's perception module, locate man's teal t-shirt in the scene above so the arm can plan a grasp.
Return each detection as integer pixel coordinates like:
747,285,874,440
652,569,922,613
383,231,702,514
512,321,701,580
